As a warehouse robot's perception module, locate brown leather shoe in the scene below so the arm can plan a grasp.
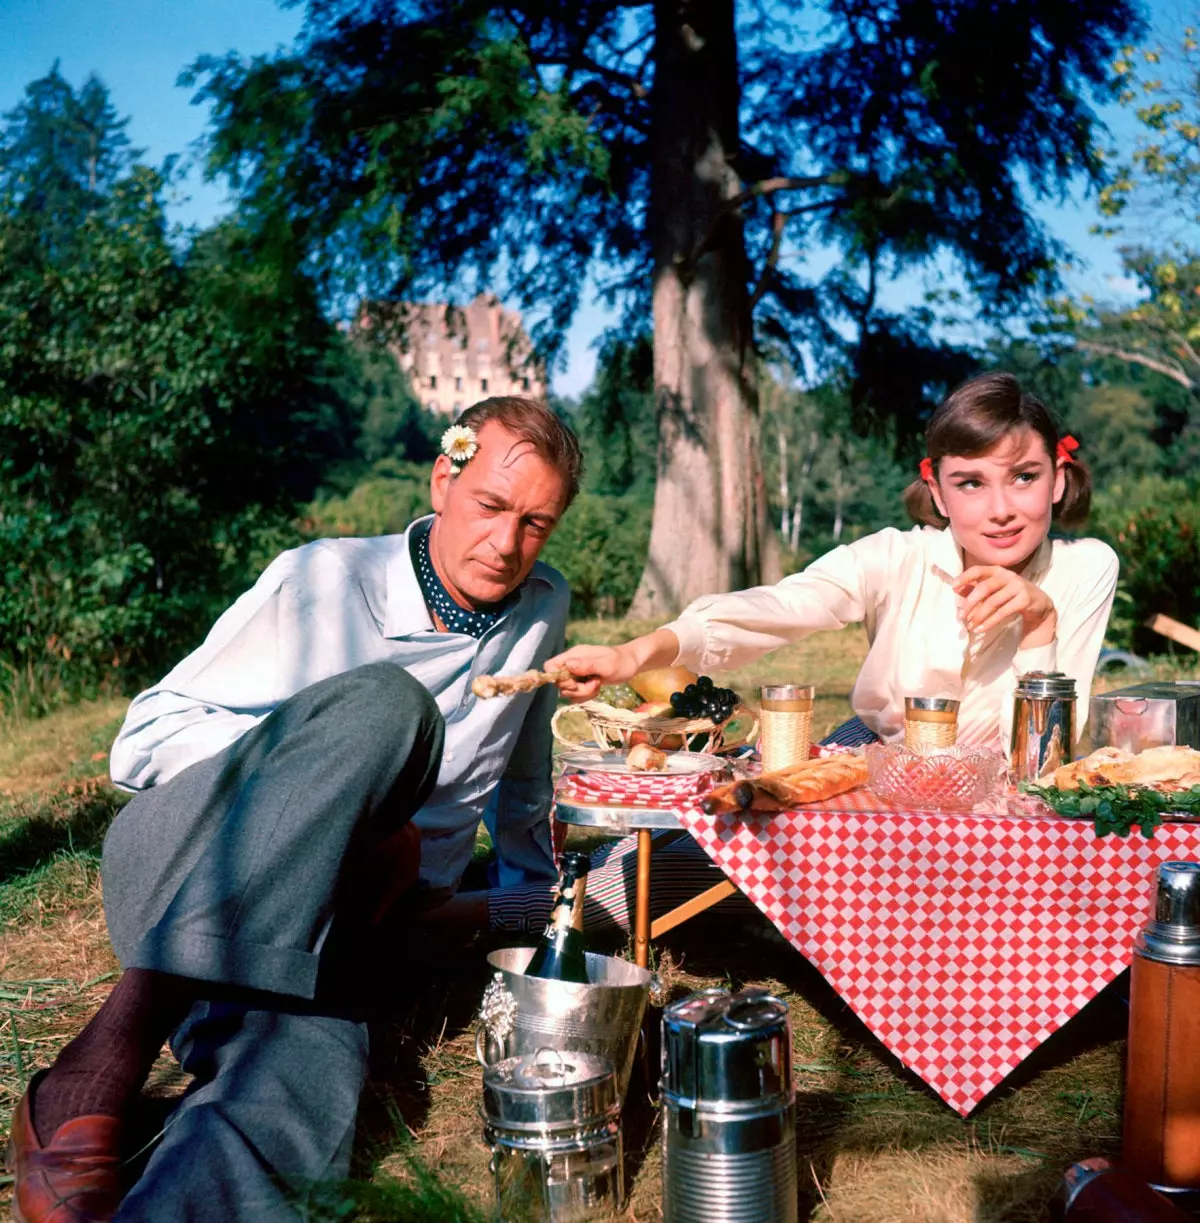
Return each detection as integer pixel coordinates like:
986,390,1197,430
5,1073,122,1223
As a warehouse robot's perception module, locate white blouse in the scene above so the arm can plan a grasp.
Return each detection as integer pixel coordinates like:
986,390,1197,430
663,526,1119,750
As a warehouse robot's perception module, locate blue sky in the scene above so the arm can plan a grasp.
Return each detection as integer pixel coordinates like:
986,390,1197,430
1,0,1157,395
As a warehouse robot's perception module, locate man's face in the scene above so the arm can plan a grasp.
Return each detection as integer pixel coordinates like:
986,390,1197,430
428,420,569,608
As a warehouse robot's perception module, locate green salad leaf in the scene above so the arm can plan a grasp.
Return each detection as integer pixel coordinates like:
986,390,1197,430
1023,782,1200,838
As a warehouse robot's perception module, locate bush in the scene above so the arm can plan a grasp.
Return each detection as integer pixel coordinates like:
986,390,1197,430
538,492,652,618
1090,476,1200,653
303,459,434,538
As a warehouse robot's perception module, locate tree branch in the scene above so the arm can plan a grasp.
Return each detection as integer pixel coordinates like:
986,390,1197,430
687,174,851,271
748,209,786,311
1075,339,1197,391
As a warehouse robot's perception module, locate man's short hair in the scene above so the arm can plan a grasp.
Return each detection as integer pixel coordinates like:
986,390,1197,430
455,397,584,509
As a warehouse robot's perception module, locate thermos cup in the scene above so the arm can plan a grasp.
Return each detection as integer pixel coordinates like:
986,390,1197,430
1123,862,1200,1204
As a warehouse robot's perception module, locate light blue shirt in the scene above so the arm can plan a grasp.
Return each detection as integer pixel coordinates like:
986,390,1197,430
109,516,568,892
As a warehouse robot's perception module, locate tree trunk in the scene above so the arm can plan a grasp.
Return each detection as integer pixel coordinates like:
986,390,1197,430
832,455,844,543
776,422,789,539
628,0,779,619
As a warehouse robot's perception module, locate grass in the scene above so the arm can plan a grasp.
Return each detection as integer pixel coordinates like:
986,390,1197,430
1,631,1197,1220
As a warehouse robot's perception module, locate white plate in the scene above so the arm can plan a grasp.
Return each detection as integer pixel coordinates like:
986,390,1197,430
559,749,725,776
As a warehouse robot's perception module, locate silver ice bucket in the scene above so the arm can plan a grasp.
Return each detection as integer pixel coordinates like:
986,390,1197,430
475,947,651,1102
661,987,798,1223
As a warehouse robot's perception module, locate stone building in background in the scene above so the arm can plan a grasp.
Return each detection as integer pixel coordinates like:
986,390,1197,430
358,293,546,417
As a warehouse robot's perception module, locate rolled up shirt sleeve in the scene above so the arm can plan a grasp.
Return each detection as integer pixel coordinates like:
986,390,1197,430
662,530,897,674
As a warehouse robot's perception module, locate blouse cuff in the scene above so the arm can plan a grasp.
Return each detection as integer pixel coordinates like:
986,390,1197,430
660,616,707,671
1013,640,1058,675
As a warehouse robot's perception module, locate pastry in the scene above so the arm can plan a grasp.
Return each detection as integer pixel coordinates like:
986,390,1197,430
1052,744,1200,792
471,669,570,699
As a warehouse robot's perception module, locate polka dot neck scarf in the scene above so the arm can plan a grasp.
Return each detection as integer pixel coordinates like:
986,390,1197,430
411,521,511,638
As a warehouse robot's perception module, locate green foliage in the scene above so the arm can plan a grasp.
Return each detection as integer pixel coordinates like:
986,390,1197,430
0,64,138,260
305,459,434,539
537,491,652,618
1098,31,1200,226
0,74,361,711
569,334,656,496
761,374,910,563
1090,476,1200,652
189,0,1142,431
1063,384,1162,483
1026,781,1200,839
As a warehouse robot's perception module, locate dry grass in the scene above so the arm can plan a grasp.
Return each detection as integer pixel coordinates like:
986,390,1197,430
0,634,1193,1219
0,698,126,796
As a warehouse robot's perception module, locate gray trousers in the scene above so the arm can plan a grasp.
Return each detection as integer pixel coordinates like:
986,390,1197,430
101,662,445,1222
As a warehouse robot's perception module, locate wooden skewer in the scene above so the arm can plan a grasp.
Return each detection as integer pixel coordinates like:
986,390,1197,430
471,668,571,699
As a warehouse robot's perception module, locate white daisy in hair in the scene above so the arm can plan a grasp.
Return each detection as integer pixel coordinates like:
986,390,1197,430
441,424,478,468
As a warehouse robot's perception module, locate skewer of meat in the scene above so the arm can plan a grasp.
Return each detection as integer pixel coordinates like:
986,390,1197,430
471,669,571,699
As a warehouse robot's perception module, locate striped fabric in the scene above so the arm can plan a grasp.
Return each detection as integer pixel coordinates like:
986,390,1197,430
485,717,881,936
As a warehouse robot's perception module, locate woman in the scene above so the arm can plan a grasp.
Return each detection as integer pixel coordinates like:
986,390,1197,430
483,372,1119,936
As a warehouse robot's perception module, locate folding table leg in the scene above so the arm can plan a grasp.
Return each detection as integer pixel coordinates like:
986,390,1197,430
634,828,652,968
650,879,738,939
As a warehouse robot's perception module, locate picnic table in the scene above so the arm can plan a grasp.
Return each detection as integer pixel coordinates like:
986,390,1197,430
553,768,1200,1116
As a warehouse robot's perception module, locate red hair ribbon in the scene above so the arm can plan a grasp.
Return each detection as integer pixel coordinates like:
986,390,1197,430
1057,435,1079,464
919,457,934,482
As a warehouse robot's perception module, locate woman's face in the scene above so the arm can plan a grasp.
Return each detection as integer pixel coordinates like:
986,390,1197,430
929,427,1066,571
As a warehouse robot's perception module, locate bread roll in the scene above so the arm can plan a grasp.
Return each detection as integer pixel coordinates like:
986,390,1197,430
626,743,668,772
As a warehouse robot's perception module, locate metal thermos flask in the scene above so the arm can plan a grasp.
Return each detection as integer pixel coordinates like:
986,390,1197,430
1010,670,1077,782
1051,1157,1191,1222
1123,862,1200,1204
661,988,797,1223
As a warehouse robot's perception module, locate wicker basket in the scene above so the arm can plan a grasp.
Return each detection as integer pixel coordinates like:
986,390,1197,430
551,701,757,756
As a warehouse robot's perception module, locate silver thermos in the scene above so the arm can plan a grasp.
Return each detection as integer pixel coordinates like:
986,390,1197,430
661,987,797,1223
1010,670,1077,782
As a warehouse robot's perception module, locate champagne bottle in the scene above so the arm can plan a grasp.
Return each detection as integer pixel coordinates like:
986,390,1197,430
525,852,590,983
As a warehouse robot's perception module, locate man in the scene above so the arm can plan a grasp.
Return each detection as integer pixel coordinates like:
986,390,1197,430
7,396,581,1222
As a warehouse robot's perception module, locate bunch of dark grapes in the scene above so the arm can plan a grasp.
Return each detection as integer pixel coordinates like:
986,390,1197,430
669,676,739,723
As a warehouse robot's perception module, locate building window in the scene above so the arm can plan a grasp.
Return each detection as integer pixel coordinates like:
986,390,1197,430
454,376,463,391
426,400,438,412
480,377,489,393
521,377,530,391
429,375,437,390
453,402,464,417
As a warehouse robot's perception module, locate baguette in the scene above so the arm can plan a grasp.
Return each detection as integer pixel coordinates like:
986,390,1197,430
700,754,868,814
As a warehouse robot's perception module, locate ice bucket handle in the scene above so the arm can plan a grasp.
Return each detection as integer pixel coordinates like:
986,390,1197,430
476,972,518,1067
1115,698,1150,716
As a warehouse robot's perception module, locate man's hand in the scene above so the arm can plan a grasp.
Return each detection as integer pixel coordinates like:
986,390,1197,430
954,565,1058,647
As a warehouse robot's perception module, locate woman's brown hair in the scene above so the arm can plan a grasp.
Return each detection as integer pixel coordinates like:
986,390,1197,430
902,372,1091,529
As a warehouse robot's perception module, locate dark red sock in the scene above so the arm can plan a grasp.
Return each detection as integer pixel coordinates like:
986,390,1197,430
31,968,197,1144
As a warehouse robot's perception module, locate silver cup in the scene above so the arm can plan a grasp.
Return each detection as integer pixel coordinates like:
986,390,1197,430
1010,671,1076,782
1136,861,1200,966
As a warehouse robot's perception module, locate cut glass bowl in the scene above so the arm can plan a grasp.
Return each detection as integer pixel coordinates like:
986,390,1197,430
865,742,1007,813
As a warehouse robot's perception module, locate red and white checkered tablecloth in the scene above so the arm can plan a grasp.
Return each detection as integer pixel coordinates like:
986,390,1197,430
672,792,1200,1116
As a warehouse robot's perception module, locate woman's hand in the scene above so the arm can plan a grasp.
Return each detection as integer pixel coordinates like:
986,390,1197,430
546,644,640,701
954,565,1058,646
546,627,682,702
